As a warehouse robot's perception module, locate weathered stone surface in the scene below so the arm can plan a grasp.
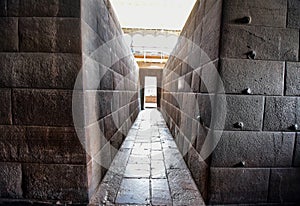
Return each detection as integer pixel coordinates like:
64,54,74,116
0,1,8,16
221,24,299,61
0,163,22,198
288,0,300,28
19,17,80,53
269,168,300,203
223,0,287,27
211,131,295,167
215,95,264,131
220,58,284,95
0,53,81,89
209,168,270,204
7,0,80,17
0,17,18,51
0,89,12,124
294,133,300,166
23,164,88,202
264,97,300,131
286,62,300,96
13,89,73,126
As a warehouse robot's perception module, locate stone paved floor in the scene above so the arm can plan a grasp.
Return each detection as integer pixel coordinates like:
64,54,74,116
90,109,205,205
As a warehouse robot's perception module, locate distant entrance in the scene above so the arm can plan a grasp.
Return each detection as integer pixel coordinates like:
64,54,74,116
144,76,157,108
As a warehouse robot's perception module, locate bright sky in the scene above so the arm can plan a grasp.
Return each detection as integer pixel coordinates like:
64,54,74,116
110,0,197,30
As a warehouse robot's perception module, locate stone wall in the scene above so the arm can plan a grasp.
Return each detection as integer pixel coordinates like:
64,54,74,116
0,0,139,204
81,0,139,200
161,0,300,204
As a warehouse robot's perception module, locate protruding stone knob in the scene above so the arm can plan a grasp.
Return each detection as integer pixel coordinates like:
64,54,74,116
233,161,246,167
247,51,256,59
291,124,298,131
234,122,244,129
236,16,252,24
243,88,252,95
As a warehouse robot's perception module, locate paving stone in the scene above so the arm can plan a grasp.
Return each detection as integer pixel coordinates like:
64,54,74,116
221,24,299,61
220,58,284,95
7,0,80,17
0,17,18,51
288,0,300,28
123,163,150,178
13,89,73,126
151,179,172,205
23,164,88,202
269,168,300,203
264,96,300,131
0,163,22,198
223,0,287,28
209,168,270,204
151,160,166,179
0,89,12,124
115,179,150,204
286,62,300,96
19,17,81,53
211,131,295,167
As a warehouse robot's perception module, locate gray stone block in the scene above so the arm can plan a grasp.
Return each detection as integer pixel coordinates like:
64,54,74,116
264,96,300,131
0,89,11,124
286,62,300,96
223,0,287,28
269,168,300,203
0,163,22,198
220,58,284,95
209,168,269,204
221,24,299,61
13,89,73,126
0,1,8,16
7,0,80,17
0,17,18,51
23,164,88,202
215,95,264,131
211,131,295,167
0,53,81,89
288,0,300,28
294,133,300,166
19,17,80,53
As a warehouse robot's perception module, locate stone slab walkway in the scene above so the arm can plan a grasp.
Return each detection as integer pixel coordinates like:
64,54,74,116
90,109,205,205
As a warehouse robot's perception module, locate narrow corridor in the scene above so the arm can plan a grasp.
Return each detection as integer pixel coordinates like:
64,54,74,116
91,109,204,205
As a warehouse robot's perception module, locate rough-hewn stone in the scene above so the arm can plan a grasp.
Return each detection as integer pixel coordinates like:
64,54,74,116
221,24,299,61
223,0,287,28
0,163,22,198
269,168,300,203
0,17,18,51
23,164,88,202
209,168,270,204
264,96,300,131
220,58,284,95
288,0,300,28
13,89,73,126
19,17,81,53
211,131,295,167
0,89,11,124
294,133,300,166
286,62,300,96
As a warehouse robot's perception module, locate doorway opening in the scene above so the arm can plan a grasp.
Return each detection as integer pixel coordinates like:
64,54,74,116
144,76,157,108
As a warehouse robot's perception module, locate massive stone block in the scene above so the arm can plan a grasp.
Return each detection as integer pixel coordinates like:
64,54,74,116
286,62,300,96
211,131,295,167
269,168,300,203
220,58,284,95
221,24,299,61
0,53,81,89
288,0,300,28
209,168,270,204
0,17,18,52
0,163,22,198
223,0,287,28
13,89,73,126
264,96,300,131
0,89,12,124
19,17,81,53
23,164,88,202
294,133,300,166
7,0,80,17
